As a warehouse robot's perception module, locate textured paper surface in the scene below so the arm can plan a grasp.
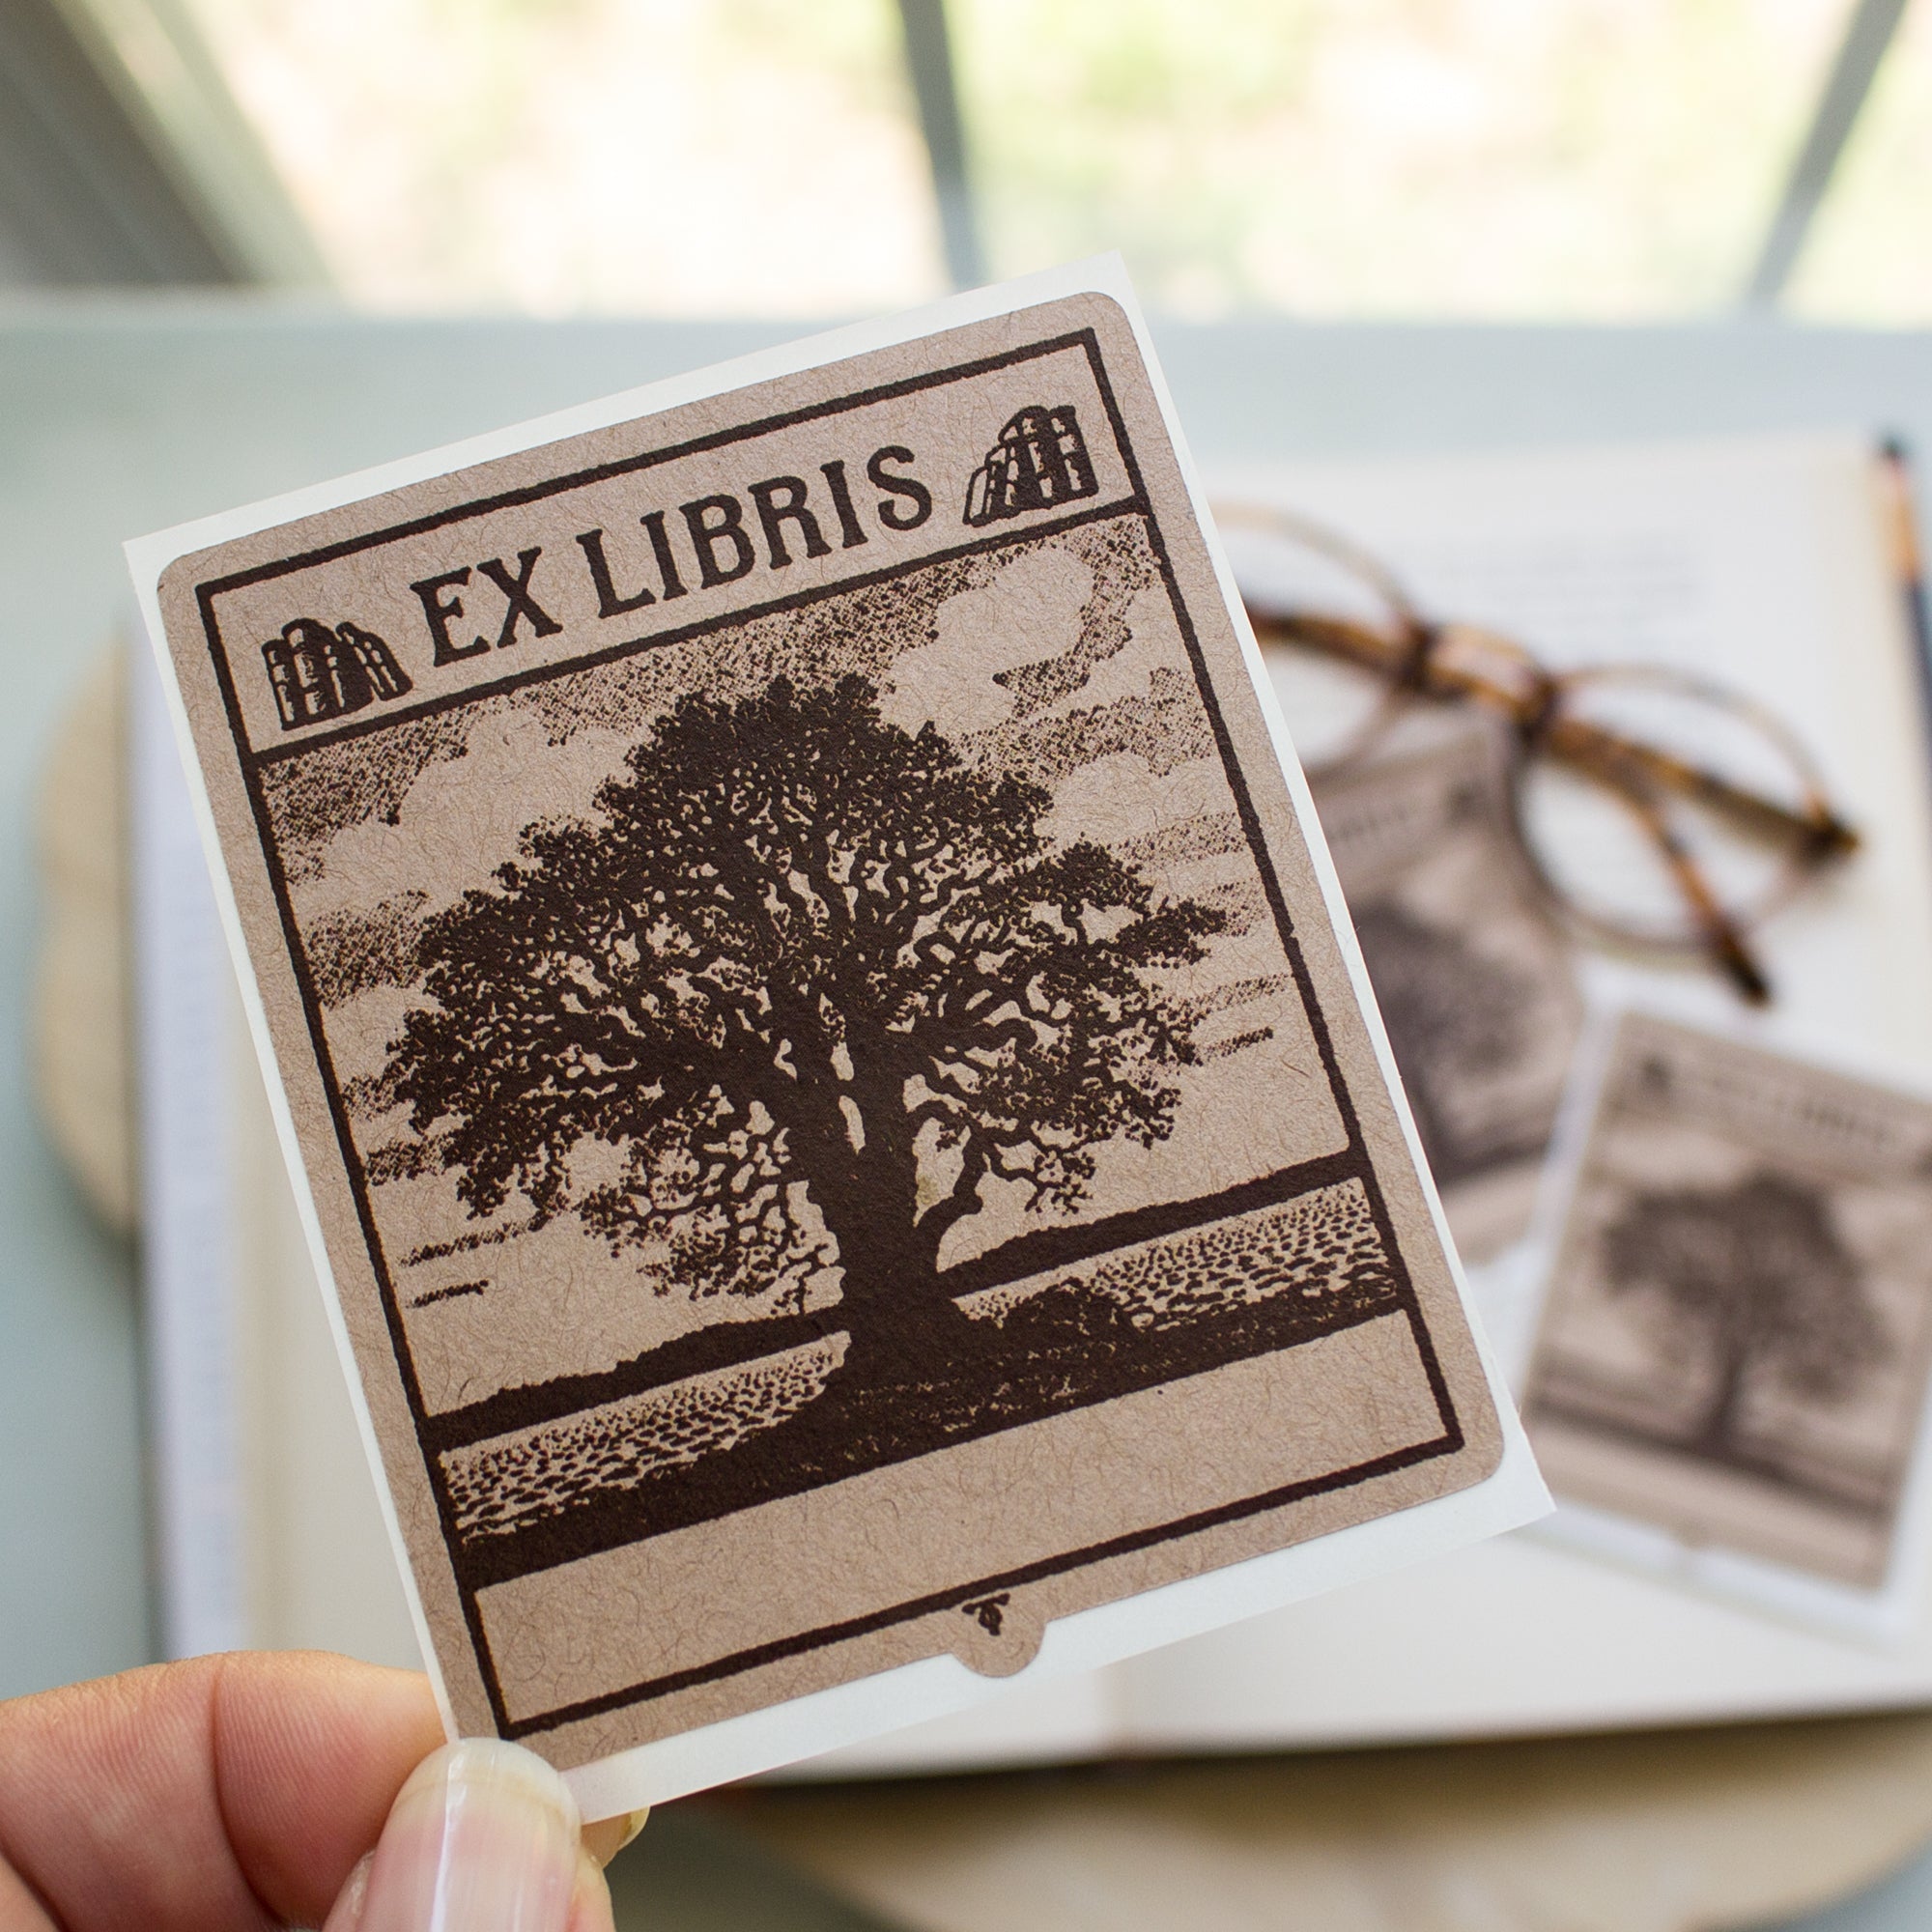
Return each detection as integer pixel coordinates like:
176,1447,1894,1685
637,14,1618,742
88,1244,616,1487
1525,1010,1932,1616
130,267,1536,1803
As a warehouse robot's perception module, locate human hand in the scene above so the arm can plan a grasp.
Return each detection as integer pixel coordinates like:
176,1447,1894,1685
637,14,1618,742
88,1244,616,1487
0,1650,640,1931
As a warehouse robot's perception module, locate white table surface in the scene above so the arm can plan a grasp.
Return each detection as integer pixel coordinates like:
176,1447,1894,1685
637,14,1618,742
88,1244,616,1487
6,297,1932,1931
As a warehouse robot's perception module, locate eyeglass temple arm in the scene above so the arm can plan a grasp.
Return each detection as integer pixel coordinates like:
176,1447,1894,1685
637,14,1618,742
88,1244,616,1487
1250,609,1858,857
1610,778,1774,1006
1252,611,1398,677
1545,720,1858,858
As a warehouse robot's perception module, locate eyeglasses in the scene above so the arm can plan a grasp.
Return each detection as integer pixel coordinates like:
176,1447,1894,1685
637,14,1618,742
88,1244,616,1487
1216,505,1860,1006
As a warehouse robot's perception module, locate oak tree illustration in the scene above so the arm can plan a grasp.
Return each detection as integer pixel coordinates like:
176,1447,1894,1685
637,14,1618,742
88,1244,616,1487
1599,1170,1887,1457
386,674,1226,1372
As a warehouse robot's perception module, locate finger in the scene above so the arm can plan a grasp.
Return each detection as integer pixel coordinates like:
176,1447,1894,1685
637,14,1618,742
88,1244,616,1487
0,1855,59,1932
569,1849,618,1932
322,1739,586,1932
0,1651,441,1932
211,1651,443,1921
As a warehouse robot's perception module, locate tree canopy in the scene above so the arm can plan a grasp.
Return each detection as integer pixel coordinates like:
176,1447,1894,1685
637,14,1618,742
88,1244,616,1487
385,674,1226,1343
1601,1169,1885,1453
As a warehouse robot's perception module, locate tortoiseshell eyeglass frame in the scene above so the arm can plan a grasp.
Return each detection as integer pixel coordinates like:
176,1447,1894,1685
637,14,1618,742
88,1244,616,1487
1216,505,1860,1007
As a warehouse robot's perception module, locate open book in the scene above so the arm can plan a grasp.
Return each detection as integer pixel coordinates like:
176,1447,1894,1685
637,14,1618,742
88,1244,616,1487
136,426,1932,1773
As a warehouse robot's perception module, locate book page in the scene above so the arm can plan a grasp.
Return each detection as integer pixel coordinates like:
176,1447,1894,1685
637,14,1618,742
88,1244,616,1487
1113,432,1932,1754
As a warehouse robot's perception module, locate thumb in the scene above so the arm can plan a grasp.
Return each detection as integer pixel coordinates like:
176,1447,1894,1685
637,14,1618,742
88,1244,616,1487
322,1739,617,1932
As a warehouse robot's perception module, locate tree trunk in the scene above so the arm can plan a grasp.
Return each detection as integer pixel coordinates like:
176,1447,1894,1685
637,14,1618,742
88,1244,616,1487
788,1115,980,1381
1698,1339,1752,1459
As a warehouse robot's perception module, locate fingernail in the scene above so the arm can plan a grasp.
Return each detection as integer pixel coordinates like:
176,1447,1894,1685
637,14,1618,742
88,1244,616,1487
336,1738,582,1932
580,1807,649,1867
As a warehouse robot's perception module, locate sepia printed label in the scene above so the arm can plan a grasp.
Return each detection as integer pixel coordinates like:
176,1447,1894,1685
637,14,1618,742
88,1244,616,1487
1525,1012,1932,1592
143,291,1503,1776
1311,726,1582,1264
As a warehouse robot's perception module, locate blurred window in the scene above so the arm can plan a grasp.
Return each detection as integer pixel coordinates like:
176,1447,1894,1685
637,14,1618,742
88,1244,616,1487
179,0,947,313
169,0,1925,322
951,0,1847,319
1786,0,1932,321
